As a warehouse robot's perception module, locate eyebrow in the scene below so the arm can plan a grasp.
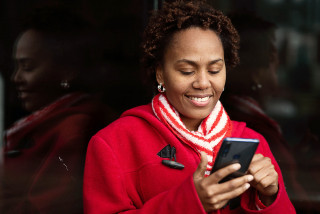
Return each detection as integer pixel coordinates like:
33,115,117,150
208,59,224,65
15,58,33,63
175,58,224,67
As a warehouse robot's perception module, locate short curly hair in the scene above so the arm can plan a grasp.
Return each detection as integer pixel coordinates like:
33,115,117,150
141,0,240,92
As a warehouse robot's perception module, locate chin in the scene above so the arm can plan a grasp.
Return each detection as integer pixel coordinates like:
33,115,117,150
188,110,212,120
23,102,40,113
23,105,34,113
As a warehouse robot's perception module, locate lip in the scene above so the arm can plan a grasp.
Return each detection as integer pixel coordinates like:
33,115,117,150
185,94,212,107
16,87,30,93
17,89,31,99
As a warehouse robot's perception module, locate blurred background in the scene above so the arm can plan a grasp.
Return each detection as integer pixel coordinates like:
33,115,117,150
0,0,319,213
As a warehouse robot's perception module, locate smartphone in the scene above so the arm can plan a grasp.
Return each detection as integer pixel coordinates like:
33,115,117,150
211,137,259,183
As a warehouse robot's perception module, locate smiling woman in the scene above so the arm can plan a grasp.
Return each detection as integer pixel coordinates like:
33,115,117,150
0,6,116,214
13,29,67,112
156,27,226,131
83,1,295,213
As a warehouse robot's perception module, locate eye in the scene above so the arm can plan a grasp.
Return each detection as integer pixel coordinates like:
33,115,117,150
22,68,32,72
21,64,34,72
208,62,224,74
208,70,220,74
16,59,35,72
179,70,194,75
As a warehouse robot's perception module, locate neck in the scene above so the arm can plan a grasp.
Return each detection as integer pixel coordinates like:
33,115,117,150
181,116,202,131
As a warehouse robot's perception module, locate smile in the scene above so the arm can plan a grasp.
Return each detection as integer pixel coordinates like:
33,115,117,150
186,95,212,107
188,96,210,102
17,90,31,100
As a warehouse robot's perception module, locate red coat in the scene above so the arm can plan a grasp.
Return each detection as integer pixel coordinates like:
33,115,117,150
1,94,115,214
83,104,295,214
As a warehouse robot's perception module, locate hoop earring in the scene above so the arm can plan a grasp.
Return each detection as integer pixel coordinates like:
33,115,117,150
157,83,166,93
60,80,70,89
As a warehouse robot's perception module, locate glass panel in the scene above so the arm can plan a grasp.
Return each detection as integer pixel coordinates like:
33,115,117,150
211,0,320,213
0,0,318,213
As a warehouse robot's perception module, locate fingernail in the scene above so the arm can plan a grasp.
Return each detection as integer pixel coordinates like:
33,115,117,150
247,175,254,182
245,183,250,189
232,163,241,170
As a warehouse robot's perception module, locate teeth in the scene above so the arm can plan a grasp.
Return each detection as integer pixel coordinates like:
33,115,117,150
189,96,209,102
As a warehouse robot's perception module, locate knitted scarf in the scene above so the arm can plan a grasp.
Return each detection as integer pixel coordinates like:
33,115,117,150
152,93,232,176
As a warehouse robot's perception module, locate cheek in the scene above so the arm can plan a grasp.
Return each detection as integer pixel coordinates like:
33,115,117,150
28,69,59,89
216,80,226,92
164,75,189,97
165,85,185,106
163,78,189,108
163,72,178,88
210,78,225,93
23,72,41,88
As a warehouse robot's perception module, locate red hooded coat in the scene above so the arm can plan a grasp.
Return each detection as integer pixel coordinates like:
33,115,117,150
83,104,295,214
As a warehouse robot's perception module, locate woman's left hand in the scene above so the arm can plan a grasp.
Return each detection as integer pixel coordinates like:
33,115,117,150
248,154,279,206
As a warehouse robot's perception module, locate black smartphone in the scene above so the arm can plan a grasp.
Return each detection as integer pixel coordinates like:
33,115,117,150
211,137,259,183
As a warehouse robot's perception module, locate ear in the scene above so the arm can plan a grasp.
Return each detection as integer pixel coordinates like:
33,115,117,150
252,68,263,84
156,65,164,85
61,70,77,82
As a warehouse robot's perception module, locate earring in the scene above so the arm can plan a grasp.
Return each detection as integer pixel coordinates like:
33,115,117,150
157,83,166,93
60,80,70,89
252,83,262,91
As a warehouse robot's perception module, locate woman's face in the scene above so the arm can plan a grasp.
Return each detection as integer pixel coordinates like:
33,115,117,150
13,30,68,112
156,27,226,131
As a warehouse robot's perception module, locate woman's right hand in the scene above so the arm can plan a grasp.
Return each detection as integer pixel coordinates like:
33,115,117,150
193,152,254,212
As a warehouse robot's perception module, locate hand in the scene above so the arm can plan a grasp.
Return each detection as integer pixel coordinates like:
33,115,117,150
248,154,279,206
193,152,253,212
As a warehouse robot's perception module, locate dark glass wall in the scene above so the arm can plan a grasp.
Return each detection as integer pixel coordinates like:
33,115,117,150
212,0,320,213
0,0,319,213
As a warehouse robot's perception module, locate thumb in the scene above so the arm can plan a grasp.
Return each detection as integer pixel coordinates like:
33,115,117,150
193,152,208,180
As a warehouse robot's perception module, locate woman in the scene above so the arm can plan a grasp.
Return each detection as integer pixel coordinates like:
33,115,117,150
83,1,295,213
1,6,115,214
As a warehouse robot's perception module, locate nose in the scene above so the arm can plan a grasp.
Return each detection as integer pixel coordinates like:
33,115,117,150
193,71,210,90
12,68,23,85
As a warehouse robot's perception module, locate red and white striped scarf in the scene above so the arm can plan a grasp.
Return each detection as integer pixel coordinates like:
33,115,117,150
152,93,232,176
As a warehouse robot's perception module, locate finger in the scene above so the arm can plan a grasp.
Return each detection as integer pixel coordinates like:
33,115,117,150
208,199,229,211
250,166,278,196
250,154,265,167
211,182,251,205
249,156,272,175
249,154,264,169
209,163,241,184
251,153,264,162
252,165,275,184
211,174,254,194
193,152,208,180
255,170,278,188
255,179,279,197
259,174,278,189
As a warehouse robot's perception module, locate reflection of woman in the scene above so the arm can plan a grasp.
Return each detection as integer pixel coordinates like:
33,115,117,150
221,13,308,205
1,7,114,214
84,1,295,213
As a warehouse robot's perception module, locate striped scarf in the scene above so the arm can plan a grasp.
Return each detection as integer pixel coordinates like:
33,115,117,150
152,93,232,176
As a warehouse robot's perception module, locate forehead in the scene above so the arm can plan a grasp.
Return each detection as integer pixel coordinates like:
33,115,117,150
165,27,224,59
15,30,49,59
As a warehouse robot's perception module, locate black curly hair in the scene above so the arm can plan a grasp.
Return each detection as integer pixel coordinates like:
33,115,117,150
141,0,240,92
